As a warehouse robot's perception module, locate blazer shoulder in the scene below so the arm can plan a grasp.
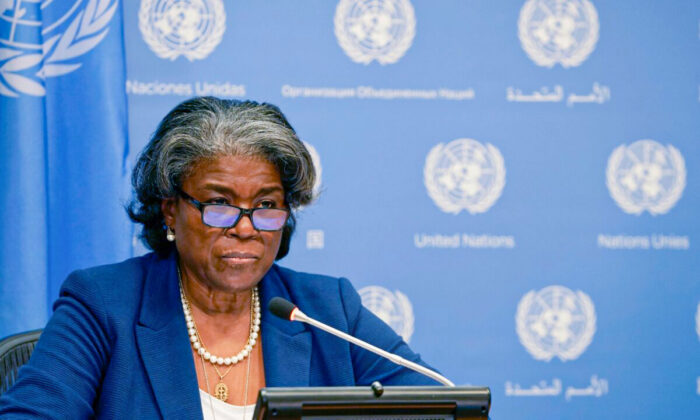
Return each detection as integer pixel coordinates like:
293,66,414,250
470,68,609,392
270,265,360,322
271,265,351,300
68,253,153,281
59,252,163,317
273,265,343,286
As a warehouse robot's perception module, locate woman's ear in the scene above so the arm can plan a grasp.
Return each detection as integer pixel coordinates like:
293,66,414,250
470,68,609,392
161,198,177,227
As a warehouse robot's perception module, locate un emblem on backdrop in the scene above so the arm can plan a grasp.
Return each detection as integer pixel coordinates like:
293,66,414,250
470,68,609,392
696,302,700,342
303,142,323,202
0,0,117,97
139,0,225,61
518,0,599,68
359,286,414,343
424,139,506,215
516,286,596,362
334,0,416,65
606,140,686,216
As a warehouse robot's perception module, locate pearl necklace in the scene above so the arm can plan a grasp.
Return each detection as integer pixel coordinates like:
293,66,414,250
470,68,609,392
179,282,261,367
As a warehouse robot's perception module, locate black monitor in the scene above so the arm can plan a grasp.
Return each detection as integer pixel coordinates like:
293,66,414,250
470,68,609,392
252,385,491,420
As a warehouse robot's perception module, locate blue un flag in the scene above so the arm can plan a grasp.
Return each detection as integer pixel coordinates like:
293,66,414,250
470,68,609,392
0,0,131,337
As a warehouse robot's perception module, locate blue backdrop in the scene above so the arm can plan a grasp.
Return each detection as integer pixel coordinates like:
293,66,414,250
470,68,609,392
2,1,699,418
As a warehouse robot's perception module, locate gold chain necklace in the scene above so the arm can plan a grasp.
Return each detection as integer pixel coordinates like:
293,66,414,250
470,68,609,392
178,270,259,403
199,338,252,420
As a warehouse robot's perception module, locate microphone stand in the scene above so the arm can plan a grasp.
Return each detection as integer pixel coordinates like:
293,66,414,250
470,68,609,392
292,308,455,387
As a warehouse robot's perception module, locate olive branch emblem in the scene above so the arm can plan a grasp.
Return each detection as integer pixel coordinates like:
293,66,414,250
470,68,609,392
696,302,700,342
138,0,226,61
0,0,117,97
424,139,506,215
518,0,599,68
334,0,416,65
516,286,596,362
606,141,686,216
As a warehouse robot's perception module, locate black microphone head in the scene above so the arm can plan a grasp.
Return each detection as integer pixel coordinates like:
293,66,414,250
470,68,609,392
268,297,297,320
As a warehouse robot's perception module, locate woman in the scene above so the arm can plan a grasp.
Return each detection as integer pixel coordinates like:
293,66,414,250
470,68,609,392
0,97,440,419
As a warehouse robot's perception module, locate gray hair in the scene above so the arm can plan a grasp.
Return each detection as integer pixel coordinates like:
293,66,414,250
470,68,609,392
127,97,316,259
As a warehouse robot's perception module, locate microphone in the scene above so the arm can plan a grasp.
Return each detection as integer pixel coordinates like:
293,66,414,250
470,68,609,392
268,297,455,387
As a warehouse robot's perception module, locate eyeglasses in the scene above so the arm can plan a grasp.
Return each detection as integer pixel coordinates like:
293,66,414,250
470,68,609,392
176,188,289,231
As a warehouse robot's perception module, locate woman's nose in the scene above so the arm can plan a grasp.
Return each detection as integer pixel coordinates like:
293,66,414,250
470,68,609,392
227,213,257,238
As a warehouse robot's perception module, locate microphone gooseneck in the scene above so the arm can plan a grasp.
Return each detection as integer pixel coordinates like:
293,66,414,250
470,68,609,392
267,297,455,387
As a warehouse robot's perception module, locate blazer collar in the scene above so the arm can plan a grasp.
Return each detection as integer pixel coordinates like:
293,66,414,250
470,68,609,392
135,252,202,419
134,255,313,416
259,265,312,387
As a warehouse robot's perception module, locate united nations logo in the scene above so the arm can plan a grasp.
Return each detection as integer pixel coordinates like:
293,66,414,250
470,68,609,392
138,0,225,61
424,138,506,215
606,140,686,216
518,0,599,68
516,285,596,362
334,0,416,65
359,286,414,343
303,142,323,202
696,302,700,342
0,0,117,97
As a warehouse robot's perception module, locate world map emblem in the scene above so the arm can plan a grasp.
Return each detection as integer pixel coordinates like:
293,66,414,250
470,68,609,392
606,139,686,216
303,141,323,203
334,0,416,65
424,138,506,215
518,0,599,68
516,285,596,362
696,302,699,342
139,0,225,61
359,286,414,343
0,0,118,97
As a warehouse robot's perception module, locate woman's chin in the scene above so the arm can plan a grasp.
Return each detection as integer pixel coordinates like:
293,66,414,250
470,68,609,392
211,272,262,293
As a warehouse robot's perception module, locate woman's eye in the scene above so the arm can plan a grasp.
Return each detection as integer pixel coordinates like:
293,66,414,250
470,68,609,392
207,197,229,205
258,200,276,209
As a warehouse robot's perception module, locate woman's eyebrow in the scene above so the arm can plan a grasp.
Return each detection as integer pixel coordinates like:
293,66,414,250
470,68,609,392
200,183,232,194
200,184,283,196
256,186,284,196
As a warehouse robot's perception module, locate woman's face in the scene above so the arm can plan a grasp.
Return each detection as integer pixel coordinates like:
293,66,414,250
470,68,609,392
162,155,286,293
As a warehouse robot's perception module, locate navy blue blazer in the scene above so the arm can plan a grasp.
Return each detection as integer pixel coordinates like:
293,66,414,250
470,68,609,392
0,252,439,418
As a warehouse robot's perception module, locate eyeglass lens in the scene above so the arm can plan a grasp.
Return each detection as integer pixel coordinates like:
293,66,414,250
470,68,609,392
202,205,287,230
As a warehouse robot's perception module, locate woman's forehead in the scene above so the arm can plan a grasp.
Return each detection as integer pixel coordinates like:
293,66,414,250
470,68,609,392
183,154,283,193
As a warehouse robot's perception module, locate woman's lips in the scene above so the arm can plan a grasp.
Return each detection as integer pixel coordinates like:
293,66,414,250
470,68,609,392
221,252,258,264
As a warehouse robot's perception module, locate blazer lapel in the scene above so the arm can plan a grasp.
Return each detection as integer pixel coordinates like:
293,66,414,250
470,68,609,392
259,267,312,387
135,254,202,420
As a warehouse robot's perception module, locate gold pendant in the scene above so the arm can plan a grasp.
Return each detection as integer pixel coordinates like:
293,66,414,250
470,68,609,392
214,382,228,401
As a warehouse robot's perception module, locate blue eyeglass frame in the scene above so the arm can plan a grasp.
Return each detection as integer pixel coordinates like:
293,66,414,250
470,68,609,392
176,188,290,231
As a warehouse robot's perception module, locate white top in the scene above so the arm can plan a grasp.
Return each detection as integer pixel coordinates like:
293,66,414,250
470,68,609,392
199,389,256,420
